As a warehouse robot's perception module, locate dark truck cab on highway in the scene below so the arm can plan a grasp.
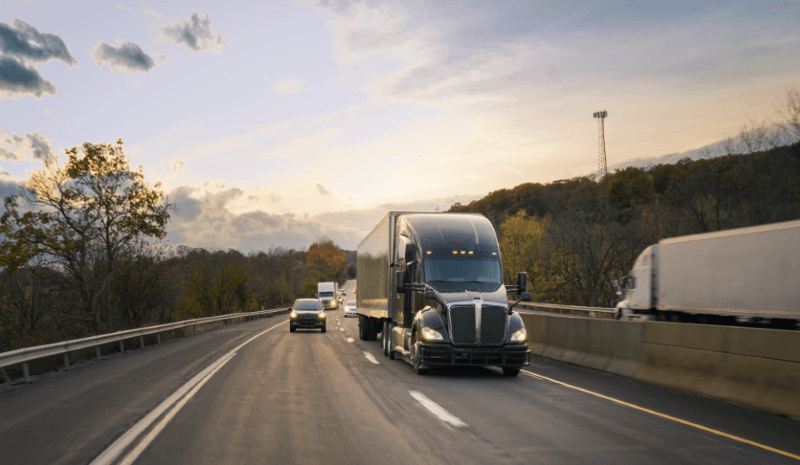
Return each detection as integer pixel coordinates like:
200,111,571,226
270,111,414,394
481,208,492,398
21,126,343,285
356,212,532,376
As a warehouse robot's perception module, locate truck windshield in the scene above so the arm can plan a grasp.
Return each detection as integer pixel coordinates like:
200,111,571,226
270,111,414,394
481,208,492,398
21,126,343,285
424,258,502,289
319,292,334,298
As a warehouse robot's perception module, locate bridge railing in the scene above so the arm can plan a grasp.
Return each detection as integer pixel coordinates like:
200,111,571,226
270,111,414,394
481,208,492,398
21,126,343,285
517,301,618,319
0,307,290,383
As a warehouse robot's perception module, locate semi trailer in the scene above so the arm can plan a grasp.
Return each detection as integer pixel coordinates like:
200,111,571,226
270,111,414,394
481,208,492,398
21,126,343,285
356,212,532,376
615,219,800,327
317,281,339,310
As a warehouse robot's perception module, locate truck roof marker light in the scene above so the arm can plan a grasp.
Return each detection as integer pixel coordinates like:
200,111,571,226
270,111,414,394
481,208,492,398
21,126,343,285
491,252,497,256
468,251,473,255
453,250,458,254
427,250,432,255
460,251,466,255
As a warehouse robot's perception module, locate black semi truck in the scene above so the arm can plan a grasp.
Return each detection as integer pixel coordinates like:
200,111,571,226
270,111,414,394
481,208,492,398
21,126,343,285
356,212,532,376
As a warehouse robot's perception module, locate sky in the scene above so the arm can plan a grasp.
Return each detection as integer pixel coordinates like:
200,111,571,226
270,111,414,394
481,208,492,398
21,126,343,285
1,0,799,252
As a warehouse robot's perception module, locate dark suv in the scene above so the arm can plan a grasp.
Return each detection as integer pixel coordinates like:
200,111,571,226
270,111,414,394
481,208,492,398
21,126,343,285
289,298,326,332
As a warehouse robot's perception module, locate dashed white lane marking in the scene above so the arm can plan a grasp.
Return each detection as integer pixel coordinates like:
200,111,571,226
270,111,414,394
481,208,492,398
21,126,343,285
119,354,235,465
339,328,345,332
347,337,355,343
363,351,380,364
91,320,288,465
409,391,467,428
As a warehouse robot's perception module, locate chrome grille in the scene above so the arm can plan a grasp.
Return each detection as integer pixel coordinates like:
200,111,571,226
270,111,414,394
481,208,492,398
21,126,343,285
449,305,475,344
480,305,506,345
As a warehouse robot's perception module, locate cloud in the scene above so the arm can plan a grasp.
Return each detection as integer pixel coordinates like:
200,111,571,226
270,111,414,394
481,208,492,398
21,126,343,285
0,19,77,66
162,183,479,253
0,129,55,162
90,40,158,76
0,56,57,99
158,11,226,53
316,183,331,196
271,78,305,95
171,160,185,171
0,19,76,99
43,109,52,115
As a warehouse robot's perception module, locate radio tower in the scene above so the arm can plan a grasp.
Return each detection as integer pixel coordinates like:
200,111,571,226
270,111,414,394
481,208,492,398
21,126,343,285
593,110,608,178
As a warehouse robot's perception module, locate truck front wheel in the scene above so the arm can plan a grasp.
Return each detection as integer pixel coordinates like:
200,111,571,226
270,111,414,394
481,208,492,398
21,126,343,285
502,367,520,377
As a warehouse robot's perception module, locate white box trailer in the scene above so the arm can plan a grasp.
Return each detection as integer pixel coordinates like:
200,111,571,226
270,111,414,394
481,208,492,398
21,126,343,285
617,219,800,323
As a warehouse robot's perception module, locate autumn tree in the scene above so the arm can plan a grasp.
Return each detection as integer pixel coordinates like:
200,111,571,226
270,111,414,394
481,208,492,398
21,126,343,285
0,140,171,335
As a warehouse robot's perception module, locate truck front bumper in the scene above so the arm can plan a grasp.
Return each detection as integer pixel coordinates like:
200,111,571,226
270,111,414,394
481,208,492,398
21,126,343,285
418,343,530,368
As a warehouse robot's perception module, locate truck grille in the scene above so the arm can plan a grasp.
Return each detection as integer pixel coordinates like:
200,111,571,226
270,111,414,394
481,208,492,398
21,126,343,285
449,305,476,344
480,306,506,345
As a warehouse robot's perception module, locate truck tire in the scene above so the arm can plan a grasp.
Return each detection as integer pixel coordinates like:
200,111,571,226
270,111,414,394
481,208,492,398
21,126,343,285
321,325,326,333
290,325,296,333
382,320,390,357
502,367,520,377
358,315,368,340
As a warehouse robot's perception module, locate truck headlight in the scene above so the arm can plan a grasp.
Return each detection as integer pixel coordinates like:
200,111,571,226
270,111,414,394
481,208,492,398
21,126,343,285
290,312,297,319
510,328,527,343
421,326,443,341
318,312,326,319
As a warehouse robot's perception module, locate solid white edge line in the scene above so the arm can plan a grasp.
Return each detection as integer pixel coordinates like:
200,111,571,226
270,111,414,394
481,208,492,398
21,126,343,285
347,337,354,343
118,354,236,465
409,391,467,427
363,351,380,364
90,319,288,465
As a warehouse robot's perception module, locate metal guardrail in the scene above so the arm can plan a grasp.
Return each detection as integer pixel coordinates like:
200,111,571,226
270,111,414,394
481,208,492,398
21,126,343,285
517,301,618,319
0,307,291,382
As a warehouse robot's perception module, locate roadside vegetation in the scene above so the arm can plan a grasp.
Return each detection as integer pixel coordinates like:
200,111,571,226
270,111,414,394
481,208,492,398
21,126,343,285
0,140,352,360
451,85,800,307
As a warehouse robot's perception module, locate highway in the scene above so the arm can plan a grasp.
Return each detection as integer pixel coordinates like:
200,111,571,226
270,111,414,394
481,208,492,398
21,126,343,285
1,280,798,464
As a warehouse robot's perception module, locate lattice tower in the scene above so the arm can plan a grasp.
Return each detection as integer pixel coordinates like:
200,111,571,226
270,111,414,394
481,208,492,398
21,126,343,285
593,110,608,178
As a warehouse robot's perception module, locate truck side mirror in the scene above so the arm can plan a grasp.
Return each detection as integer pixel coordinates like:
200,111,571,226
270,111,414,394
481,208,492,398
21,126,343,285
424,290,436,299
396,270,405,294
517,272,528,293
521,292,532,302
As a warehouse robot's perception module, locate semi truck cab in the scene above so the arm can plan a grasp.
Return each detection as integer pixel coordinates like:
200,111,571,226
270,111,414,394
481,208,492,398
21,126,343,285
356,212,531,376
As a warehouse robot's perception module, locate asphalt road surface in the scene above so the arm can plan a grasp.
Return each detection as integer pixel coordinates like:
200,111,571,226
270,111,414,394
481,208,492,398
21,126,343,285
1,281,798,464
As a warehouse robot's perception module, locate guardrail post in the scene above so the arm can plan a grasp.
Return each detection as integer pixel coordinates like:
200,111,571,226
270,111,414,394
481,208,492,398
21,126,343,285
63,353,69,368
171,329,175,339
22,363,29,383
156,333,161,344
96,346,101,360
119,341,124,354
139,336,144,349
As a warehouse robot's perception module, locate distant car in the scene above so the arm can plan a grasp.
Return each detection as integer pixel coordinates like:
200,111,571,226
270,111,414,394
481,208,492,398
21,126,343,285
343,300,357,318
289,298,326,333
338,295,344,304
351,288,356,294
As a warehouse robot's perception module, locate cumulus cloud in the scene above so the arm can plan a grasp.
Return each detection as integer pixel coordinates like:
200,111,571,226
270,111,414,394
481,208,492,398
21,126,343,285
0,129,55,163
155,11,226,53
91,40,158,76
0,19,76,99
171,159,185,171
162,185,478,253
316,183,331,196
0,57,57,99
271,78,304,95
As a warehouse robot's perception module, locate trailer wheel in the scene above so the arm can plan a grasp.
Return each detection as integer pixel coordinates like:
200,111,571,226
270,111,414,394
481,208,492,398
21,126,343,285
358,315,367,340
502,367,520,377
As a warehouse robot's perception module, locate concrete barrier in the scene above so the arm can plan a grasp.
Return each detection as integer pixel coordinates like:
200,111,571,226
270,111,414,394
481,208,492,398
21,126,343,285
519,313,800,418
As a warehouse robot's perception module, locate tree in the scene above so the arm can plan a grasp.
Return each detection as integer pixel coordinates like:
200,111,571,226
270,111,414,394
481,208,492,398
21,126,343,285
0,140,171,334
307,239,346,277
498,211,544,286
